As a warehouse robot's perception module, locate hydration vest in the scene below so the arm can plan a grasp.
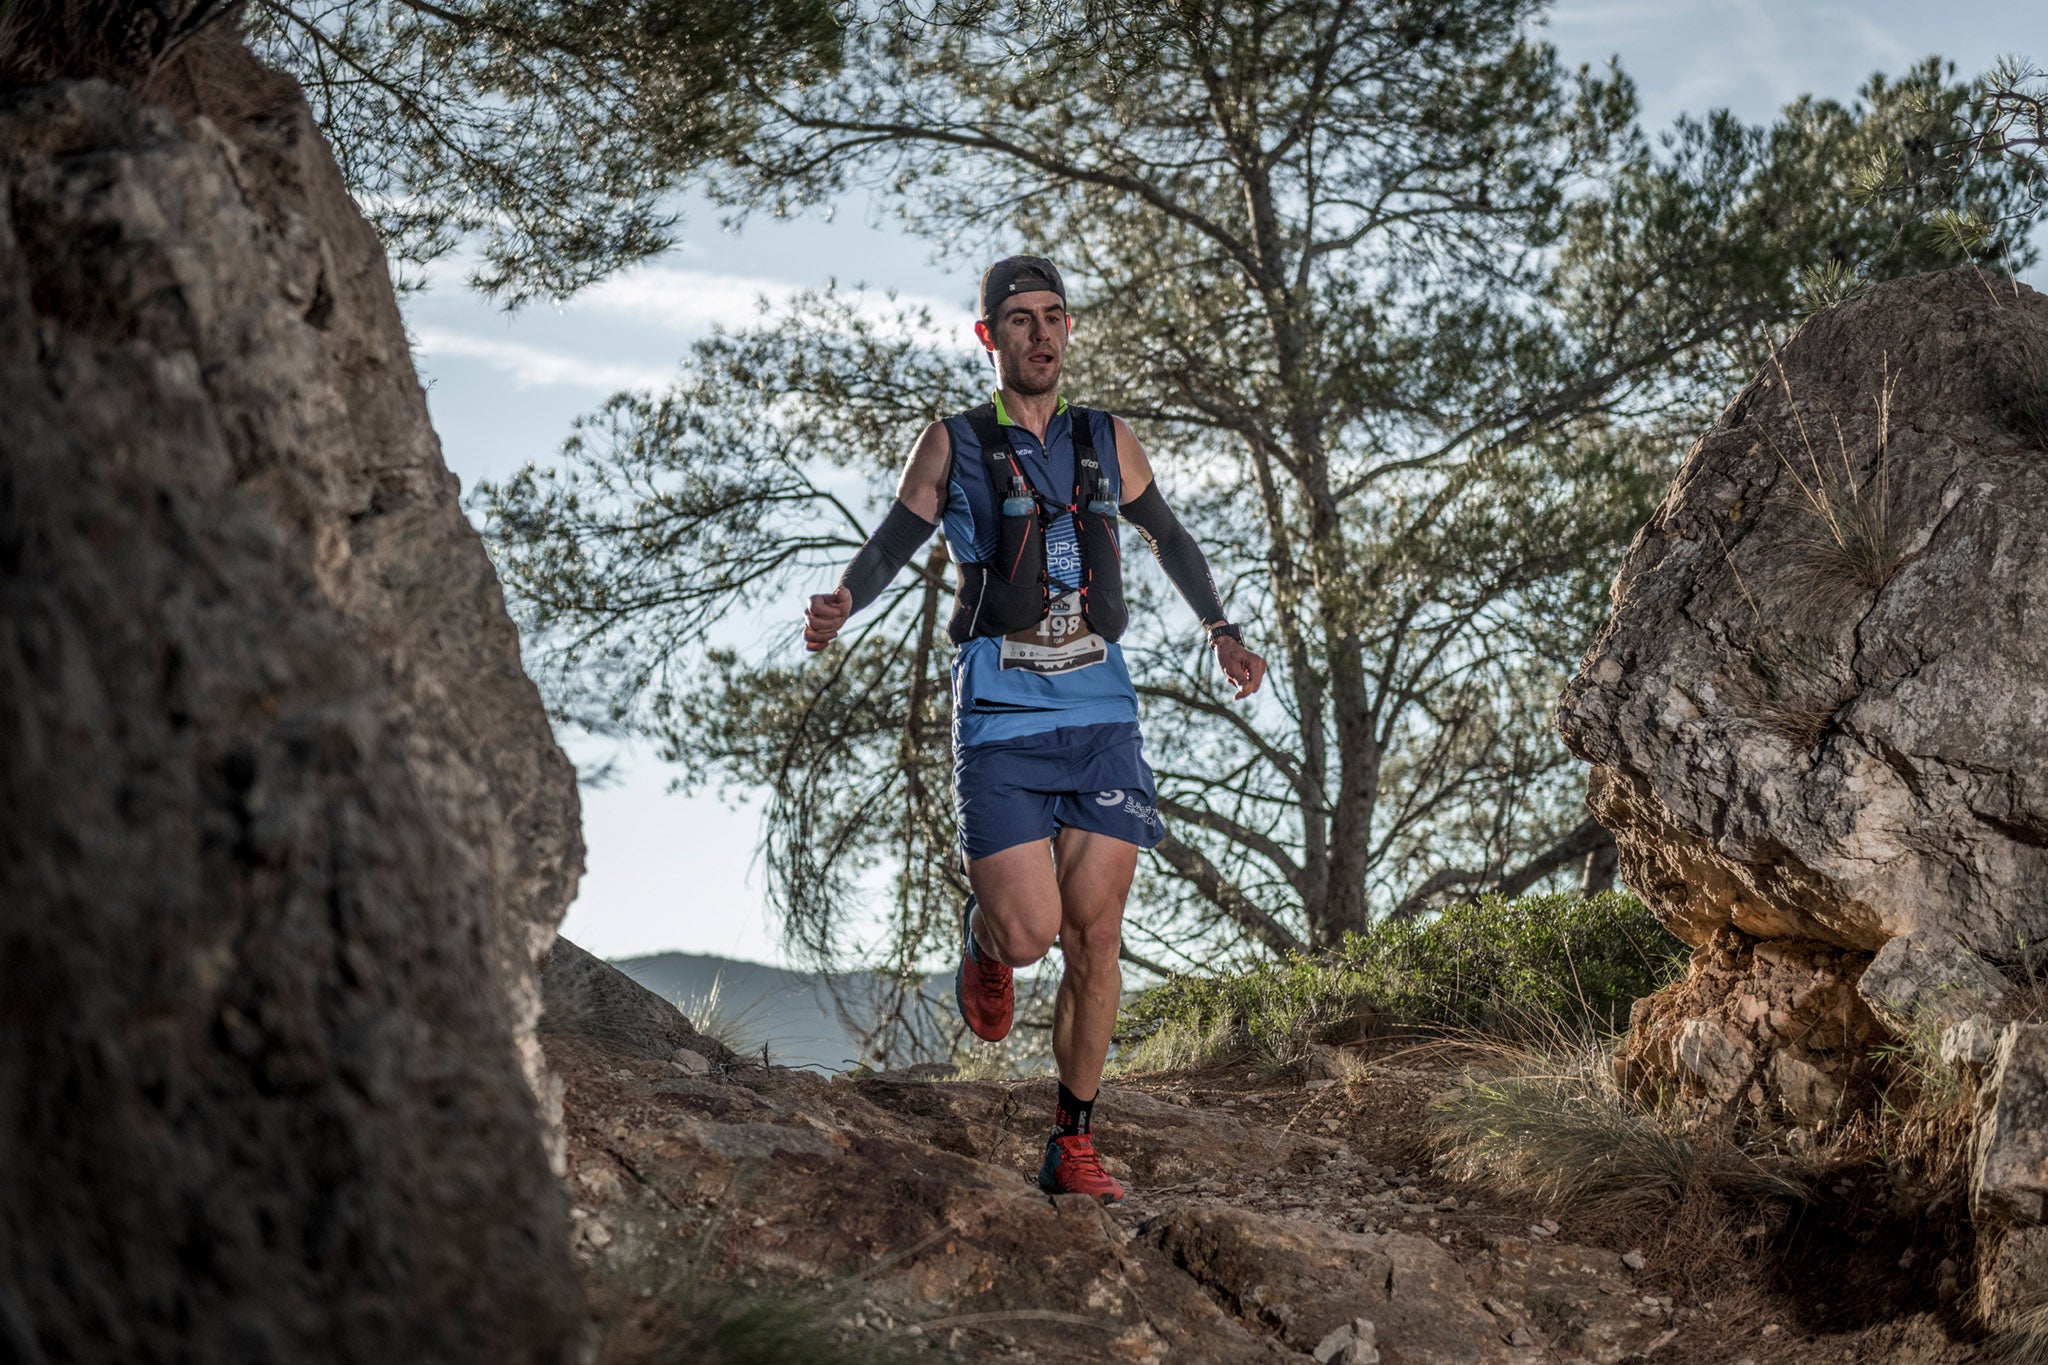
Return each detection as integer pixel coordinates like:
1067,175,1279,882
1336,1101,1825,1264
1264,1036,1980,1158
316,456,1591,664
946,402,1128,646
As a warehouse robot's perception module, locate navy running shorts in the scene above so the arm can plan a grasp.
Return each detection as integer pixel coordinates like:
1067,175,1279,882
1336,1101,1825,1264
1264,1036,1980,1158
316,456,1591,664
953,720,1167,862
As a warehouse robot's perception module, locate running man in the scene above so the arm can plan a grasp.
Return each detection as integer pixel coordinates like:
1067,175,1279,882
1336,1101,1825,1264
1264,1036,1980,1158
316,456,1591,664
803,255,1266,1203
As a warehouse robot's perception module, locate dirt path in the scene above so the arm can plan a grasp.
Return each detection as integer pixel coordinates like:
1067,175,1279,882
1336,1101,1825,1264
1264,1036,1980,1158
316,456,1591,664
553,1032,1980,1363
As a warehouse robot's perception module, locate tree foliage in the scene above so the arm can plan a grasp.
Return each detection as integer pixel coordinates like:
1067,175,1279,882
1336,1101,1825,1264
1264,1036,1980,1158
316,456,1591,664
480,1,2036,968
246,0,844,300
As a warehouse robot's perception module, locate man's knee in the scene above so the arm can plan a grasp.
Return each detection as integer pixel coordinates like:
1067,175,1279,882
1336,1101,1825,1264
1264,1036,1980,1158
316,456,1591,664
1060,907,1124,974
976,900,1057,967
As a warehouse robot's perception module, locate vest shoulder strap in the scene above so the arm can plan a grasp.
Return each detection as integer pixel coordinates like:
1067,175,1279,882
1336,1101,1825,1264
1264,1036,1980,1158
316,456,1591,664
961,403,1017,478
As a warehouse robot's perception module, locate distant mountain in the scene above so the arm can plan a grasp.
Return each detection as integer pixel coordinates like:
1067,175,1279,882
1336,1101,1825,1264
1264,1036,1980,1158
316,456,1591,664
612,951,1053,1073
611,952,864,1072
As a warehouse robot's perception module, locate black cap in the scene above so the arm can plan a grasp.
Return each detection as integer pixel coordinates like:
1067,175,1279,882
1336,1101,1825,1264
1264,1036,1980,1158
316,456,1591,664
979,255,1066,321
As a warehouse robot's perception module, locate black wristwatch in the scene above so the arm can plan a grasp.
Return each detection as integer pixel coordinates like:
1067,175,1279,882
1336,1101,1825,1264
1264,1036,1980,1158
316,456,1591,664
1207,622,1243,646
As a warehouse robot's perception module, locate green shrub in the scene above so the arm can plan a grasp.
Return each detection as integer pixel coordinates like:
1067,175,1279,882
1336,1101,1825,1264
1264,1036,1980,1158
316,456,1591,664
1115,891,1684,1073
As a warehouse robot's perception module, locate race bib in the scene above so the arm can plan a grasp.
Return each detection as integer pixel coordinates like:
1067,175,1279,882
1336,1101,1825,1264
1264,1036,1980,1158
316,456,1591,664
999,591,1106,673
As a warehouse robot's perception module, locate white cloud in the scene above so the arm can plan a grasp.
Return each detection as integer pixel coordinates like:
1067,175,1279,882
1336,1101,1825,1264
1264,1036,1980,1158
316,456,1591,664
577,264,974,343
411,325,672,393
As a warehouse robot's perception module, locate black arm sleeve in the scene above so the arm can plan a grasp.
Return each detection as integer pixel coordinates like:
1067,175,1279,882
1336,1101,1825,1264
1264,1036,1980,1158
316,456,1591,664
838,499,939,613
1119,482,1227,628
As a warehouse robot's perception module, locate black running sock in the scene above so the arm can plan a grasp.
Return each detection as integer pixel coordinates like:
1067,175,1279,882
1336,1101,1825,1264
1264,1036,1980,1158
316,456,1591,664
1053,1081,1095,1138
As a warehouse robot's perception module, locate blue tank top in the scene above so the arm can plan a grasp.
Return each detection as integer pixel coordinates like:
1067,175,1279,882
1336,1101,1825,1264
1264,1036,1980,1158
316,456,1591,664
942,396,1140,748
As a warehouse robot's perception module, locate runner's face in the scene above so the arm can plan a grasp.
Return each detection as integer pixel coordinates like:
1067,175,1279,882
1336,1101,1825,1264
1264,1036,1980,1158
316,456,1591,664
977,291,1069,396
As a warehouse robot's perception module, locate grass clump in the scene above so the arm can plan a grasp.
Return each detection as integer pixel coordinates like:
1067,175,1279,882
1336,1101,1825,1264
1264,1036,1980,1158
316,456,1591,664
1430,1032,1805,1215
676,972,770,1061
1115,890,1684,1074
599,1284,919,1365
1998,330,2048,446
1763,351,1906,610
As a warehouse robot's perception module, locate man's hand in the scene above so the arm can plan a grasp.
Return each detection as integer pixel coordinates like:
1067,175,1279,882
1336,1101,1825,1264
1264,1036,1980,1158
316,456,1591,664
804,586,852,652
1215,636,1267,700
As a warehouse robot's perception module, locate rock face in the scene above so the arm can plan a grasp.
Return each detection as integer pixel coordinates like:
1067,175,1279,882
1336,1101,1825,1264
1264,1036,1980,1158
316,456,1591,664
1,38,581,1365
1616,931,1881,1118
1973,1023,2048,1224
1559,268,2048,966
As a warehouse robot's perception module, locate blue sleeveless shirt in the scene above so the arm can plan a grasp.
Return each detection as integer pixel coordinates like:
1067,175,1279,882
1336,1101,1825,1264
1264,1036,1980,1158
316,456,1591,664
943,395,1140,748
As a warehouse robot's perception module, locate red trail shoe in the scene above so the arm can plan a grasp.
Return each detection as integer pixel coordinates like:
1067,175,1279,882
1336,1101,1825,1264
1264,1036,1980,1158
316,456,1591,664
1038,1132,1125,1204
953,895,1013,1042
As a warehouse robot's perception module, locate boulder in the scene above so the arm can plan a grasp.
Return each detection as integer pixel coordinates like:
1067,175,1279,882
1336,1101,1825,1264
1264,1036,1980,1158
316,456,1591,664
1856,931,2012,1039
1976,1224,2048,1341
1615,930,1879,1117
1,34,580,1365
541,936,739,1069
1559,268,2048,964
1973,1023,2048,1224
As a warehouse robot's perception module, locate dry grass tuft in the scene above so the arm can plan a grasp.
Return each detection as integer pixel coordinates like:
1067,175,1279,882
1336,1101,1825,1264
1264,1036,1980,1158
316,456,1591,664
1761,350,1907,612
1429,1024,1807,1217
587,1209,928,1365
1726,631,1850,751
1999,331,2048,447
1983,1292,2048,1365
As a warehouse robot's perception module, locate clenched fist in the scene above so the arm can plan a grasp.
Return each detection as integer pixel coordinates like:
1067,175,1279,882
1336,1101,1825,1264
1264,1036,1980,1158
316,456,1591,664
804,586,852,652
1214,636,1268,700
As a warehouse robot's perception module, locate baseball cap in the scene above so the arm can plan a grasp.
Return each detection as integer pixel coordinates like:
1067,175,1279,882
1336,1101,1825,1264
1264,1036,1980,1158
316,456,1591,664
979,255,1066,320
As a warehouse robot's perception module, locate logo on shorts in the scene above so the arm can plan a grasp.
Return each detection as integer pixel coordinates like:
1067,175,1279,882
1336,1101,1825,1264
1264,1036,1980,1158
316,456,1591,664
1094,790,1124,806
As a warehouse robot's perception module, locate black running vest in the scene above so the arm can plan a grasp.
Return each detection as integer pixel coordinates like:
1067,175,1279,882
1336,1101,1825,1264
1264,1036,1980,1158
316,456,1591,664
945,403,1128,646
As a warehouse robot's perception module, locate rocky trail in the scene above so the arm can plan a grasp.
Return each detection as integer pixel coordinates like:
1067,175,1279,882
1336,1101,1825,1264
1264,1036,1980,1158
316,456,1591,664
546,958,1975,1365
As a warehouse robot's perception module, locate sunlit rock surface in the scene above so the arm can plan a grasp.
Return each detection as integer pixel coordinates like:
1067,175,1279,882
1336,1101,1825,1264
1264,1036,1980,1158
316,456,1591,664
1559,268,2048,963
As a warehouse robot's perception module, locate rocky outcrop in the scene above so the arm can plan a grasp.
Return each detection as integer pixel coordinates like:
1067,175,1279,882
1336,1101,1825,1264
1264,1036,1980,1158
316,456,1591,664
554,1029,1679,1364
1559,268,2048,970
542,935,740,1070
1,35,581,1365
1615,931,1882,1120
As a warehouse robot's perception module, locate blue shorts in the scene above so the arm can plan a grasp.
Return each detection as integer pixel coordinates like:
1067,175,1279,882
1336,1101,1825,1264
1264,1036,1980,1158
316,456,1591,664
953,721,1167,862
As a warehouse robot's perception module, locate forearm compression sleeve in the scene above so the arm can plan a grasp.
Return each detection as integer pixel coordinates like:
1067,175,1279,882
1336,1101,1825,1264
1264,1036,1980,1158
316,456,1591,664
1119,482,1227,628
838,499,939,613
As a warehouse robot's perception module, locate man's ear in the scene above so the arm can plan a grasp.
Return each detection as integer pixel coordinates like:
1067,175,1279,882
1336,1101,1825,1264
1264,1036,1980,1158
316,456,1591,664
973,319,994,351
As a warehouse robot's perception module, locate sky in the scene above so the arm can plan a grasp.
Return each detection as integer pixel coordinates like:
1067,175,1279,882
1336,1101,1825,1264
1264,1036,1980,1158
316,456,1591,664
404,0,2046,964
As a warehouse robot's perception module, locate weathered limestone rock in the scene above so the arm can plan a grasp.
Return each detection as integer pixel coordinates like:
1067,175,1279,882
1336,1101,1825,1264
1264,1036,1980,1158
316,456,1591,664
1941,1016,2002,1069
541,936,739,1069
1560,269,2048,964
1973,1023,2048,1224
1977,1224,2048,1341
1616,931,1880,1117
1,38,581,1365
1856,931,2013,1039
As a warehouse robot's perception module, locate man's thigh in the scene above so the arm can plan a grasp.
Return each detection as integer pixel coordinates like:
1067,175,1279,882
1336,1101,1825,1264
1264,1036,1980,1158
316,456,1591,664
966,838,1062,964
1051,826,1139,937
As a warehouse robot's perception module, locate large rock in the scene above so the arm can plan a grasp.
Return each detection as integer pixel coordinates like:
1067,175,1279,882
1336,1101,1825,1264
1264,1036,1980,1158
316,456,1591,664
1,35,581,1365
1615,930,1880,1118
1559,268,2048,965
1973,1023,2048,1225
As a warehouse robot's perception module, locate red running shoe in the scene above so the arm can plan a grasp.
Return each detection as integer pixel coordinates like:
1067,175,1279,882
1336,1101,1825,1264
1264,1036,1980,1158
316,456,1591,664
1038,1133,1126,1203
953,895,1013,1042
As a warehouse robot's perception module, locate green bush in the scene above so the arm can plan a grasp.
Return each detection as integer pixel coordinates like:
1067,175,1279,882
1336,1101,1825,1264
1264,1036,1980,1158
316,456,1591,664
1115,891,1685,1073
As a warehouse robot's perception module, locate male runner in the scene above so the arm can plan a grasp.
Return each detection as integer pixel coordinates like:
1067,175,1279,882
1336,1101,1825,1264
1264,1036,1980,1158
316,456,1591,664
803,255,1265,1203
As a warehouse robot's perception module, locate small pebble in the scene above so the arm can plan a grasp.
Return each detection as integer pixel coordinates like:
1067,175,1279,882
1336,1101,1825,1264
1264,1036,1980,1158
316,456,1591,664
1622,1249,1646,1271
